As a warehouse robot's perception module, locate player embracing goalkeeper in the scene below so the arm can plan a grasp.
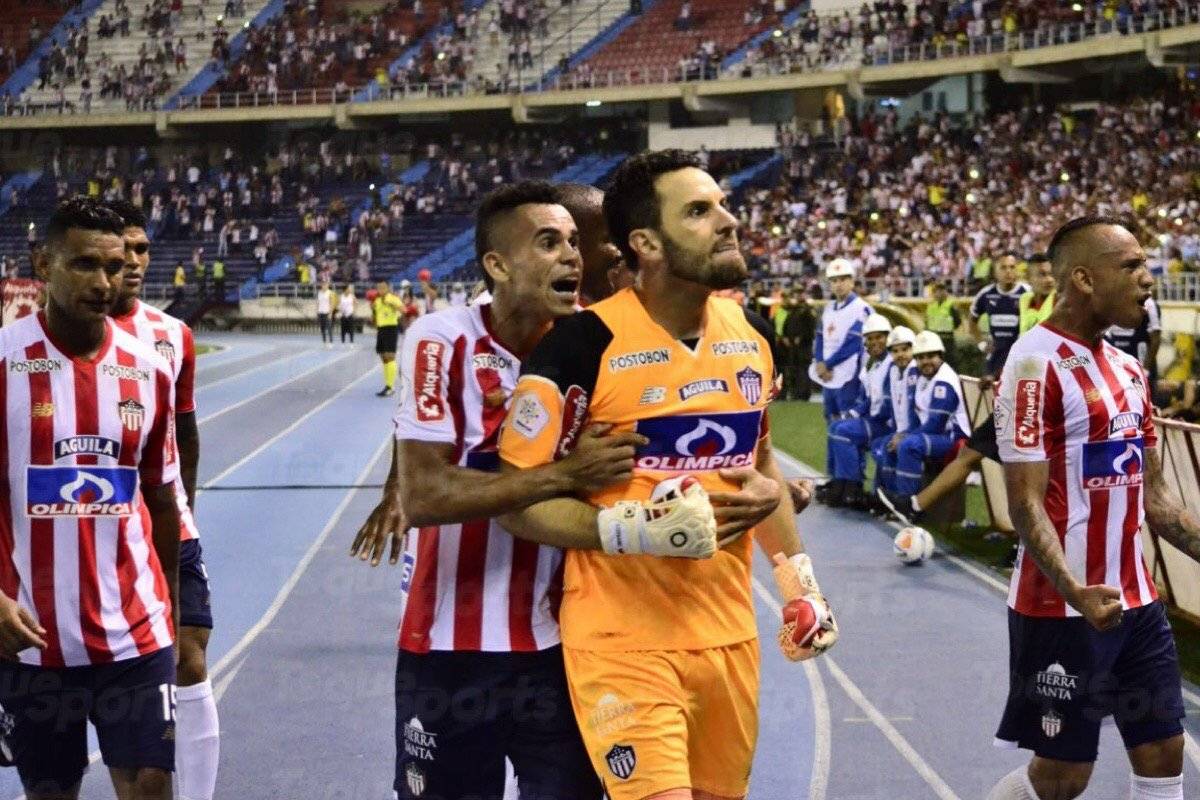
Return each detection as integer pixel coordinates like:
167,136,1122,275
498,149,838,800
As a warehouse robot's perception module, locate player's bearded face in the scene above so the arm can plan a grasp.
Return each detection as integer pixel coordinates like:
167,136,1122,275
43,229,126,323
656,168,746,290
1088,228,1153,329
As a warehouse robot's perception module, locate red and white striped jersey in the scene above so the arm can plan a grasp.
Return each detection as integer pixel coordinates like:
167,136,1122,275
112,299,199,542
1,313,178,667
392,303,563,654
996,323,1158,618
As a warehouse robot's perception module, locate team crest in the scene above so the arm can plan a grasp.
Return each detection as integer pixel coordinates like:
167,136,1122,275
1041,710,1063,739
605,744,636,780
405,763,426,796
736,367,762,405
118,399,145,432
31,402,54,419
154,338,176,366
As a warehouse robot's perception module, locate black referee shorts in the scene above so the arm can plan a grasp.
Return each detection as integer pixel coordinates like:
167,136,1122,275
376,325,399,355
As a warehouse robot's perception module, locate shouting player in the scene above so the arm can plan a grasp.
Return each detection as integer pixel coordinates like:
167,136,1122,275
0,197,181,800
498,150,836,800
108,200,218,800
357,180,684,800
987,216,1200,800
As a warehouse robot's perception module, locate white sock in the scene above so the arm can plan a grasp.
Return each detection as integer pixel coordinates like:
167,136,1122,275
1130,773,1183,800
986,765,1040,800
175,679,220,800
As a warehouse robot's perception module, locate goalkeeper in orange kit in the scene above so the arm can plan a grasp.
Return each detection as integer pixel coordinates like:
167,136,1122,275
497,150,837,800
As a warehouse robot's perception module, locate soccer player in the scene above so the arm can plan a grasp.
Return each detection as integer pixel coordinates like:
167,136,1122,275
557,182,631,306
372,279,403,397
107,200,218,800
987,216,1200,800
0,197,181,800
969,252,1029,385
879,255,1054,525
497,150,837,800
824,313,893,509
891,331,969,498
357,181,700,800
811,258,872,484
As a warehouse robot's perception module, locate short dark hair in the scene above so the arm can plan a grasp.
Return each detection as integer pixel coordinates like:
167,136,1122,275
45,196,124,247
1046,215,1134,266
603,149,702,269
556,182,604,224
106,199,147,230
474,180,563,291
1028,252,1050,264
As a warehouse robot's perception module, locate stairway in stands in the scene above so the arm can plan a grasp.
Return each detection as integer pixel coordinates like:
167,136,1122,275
20,0,275,113
467,0,630,88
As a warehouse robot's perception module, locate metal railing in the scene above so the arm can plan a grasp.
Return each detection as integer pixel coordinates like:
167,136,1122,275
11,3,1200,116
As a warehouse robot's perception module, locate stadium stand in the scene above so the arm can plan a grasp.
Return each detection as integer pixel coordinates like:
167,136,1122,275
732,88,1200,296
0,2,77,84
569,0,799,84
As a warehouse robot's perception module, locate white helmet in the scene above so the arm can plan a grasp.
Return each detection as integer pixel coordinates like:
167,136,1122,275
825,258,855,279
887,325,916,348
863,313,892,336
912,330,946,355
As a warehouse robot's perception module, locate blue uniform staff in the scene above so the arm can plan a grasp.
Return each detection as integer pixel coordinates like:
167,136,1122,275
894,331,970,496
811,259,873,475
969,254,1028,378
827,314,894,507
873,325,917,494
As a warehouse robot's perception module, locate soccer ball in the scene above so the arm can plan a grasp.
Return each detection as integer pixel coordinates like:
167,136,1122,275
893,526,934,565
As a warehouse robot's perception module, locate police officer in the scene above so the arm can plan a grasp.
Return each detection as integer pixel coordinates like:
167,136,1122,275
924,280,960,368
1018,253,1056,336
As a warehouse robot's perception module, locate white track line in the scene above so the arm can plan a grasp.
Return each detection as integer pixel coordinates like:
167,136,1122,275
751,577,953,800
774,447,1200,773
207,434,392,678
201,366,376,487
192,347,304,383
196,349,356,426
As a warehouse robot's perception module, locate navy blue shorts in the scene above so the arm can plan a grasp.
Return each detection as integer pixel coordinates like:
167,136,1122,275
179,538,213,629
0,647,176,793
995,602,1185,762
394,645,601,800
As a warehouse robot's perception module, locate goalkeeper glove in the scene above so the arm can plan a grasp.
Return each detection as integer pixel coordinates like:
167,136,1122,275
772,552,839,660
597,479,717,559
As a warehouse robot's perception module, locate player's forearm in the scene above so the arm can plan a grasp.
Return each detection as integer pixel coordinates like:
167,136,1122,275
401,461,575,528
497,496,604,550
176,411,199,509
144,485,182,629
1009,495,1079,603
754,450,802,559
1145,489,1200,563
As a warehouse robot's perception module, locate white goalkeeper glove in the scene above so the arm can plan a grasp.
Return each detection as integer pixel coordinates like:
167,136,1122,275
772,552,839,660
597,479,717,559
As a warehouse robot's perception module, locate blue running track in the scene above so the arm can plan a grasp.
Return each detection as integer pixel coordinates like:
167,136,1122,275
4,333,1197,799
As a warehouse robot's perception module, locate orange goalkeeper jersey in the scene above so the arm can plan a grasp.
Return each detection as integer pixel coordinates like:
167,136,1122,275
498,288,777,651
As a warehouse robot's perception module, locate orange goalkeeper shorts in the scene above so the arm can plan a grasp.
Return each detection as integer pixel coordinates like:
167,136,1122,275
563,639,760,800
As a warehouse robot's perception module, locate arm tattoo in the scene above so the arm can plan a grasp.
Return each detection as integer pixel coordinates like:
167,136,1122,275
1010,496,1077,600
1143,447,1200,563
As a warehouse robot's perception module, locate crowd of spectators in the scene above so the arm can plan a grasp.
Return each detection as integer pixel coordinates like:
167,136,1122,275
740,0,1200,77
736,81,1200,298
